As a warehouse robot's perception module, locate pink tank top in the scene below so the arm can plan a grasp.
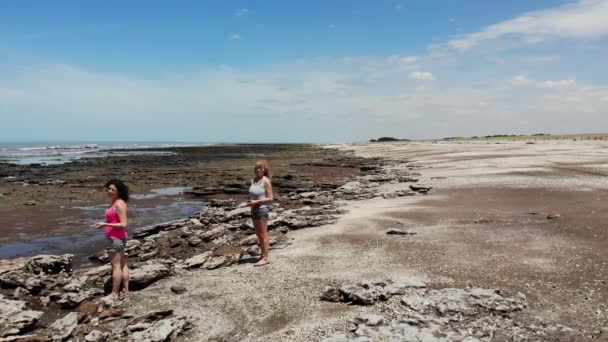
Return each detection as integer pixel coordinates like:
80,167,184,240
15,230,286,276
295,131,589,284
105,200,128,240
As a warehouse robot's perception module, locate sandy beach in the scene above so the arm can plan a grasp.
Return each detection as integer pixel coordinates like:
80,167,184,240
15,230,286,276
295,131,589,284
1,139,607,341
142,139,605,341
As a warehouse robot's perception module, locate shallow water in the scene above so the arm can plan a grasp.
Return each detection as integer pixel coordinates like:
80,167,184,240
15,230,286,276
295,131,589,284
131,187,190,200
0,191,202,266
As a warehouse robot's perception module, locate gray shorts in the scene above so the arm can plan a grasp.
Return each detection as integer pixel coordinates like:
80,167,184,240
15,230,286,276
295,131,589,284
106,238,127,254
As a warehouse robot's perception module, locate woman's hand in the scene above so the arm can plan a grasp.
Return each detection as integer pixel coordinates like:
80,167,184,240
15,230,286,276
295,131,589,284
246,200,257,206
93,222,105,229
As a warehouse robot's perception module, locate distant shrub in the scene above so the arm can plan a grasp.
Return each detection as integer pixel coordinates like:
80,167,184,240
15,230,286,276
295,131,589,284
377,137,401,142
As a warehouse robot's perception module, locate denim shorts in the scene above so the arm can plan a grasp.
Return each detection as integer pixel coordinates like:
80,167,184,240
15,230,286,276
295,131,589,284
251,207,269,220
106,238,127,253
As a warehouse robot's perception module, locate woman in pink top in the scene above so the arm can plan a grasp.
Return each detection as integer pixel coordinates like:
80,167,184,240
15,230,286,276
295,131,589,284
94,179,130,301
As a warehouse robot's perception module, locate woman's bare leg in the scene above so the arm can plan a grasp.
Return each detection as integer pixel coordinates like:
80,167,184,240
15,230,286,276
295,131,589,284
120,251,129,297
254,218,269,266
107,251,122,298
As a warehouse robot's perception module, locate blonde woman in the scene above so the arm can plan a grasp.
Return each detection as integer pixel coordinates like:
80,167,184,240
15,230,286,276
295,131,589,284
247,160,273,266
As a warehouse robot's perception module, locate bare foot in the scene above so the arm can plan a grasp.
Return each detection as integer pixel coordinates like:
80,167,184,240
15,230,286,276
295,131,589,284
253,259,269,267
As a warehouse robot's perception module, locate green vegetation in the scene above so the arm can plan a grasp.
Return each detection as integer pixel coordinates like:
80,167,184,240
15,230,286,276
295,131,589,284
370,137,411,142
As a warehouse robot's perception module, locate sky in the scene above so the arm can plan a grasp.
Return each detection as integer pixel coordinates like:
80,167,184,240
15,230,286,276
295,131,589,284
1,0,607,143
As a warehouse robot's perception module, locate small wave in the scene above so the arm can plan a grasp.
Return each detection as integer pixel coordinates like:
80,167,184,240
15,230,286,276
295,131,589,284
18,146,49,151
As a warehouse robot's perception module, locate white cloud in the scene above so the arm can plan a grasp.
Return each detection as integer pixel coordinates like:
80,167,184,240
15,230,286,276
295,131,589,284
234,8,249,17
448,17,456,23
408,71,435,81
510,75,535,86
538,79,576,88
449,0,608,51
229,33,242,40
1,60,607,141
394,4,402,11
511,75,576,88
329,24,336,29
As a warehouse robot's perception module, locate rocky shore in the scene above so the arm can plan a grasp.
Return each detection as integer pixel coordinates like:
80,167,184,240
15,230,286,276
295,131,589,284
0,145,430,341
2,141,607,341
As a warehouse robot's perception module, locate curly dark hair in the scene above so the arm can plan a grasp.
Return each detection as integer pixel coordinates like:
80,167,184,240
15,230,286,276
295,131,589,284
104,179,130,202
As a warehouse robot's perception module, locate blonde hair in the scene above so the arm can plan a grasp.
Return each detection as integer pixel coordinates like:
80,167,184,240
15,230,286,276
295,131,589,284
255,160,272,180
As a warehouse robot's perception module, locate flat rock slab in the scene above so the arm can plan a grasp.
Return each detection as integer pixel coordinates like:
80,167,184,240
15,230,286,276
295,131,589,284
386,228,417,236
401,288,527,317
25,255,73,275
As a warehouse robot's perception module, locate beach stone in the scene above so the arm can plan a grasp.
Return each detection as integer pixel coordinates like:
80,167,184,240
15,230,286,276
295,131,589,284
129,310,173,325
0,335,51,342
127,263,172,291
187,237,202,246
225,207,250,220
299,191,319,199
23,201,37,206
409,184,432,194
324,321,477,342
0,295,43,337
547,213,561,219
25,255,73,275
200,227,226,242
99,308,126,321
170,285,187,294
130,315,191,342
84,330,108,342
338,181,363,194
204,247,243,269
83,265,111,279
202,256,228,270
125,240,142,253
57,288,103,309
0,276,25,290
185,251,214,268
23,278,43,294
189,218,202,226
2,335,49,342
354,314,384,326
62,280,83,292
400,288,526,317
0,258,28,275
386,228,417,236
12,287,29,299
320,287,342,302
49,312,84,341
339,284,379,305
239,234,258,246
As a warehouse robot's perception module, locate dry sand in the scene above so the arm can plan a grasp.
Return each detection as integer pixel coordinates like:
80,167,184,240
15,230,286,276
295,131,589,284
132,140,608,341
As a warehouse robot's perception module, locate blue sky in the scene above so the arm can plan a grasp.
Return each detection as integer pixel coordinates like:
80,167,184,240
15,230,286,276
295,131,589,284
1,0,607,142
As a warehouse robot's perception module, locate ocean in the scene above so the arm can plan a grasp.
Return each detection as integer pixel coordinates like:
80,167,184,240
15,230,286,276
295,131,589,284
0,142,209,165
